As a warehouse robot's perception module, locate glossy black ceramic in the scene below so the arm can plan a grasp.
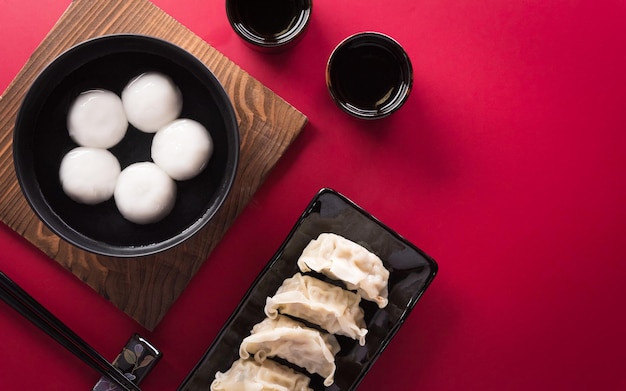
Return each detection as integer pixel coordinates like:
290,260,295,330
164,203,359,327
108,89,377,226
226,0,312,52
178,188,438,391
326,32,413,119
92,333,162,390
13,34,239,257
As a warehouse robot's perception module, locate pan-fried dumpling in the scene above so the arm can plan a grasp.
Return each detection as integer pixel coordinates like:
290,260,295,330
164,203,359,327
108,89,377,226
210,358,312,391
297,233,390,308
239,315,340,386
265,273,368,345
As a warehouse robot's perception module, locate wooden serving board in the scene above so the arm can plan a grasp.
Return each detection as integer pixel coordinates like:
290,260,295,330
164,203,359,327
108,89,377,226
0,0,307,330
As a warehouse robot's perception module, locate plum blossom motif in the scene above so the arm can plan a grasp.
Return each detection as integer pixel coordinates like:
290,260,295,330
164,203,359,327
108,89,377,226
91,337,158,391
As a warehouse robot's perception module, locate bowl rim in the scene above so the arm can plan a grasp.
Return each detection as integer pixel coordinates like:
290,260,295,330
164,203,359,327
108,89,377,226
13,33,240,258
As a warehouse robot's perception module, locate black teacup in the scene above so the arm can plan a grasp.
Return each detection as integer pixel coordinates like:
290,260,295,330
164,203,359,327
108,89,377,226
226,0,312,52
326,32,413,119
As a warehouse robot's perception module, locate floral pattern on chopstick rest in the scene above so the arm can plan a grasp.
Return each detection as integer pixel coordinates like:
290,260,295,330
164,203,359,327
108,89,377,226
92,333,162,391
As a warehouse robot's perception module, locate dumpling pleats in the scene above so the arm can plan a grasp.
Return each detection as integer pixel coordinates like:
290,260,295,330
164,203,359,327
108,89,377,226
239,315,340,386
211,358,313,391
265,273,368,345
297,233,390,308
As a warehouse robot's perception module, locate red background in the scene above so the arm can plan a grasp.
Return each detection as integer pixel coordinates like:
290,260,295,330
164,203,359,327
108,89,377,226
1,0,625,390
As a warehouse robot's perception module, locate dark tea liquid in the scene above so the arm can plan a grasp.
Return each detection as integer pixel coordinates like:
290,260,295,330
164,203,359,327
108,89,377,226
332,43,402,110
238,0,300,38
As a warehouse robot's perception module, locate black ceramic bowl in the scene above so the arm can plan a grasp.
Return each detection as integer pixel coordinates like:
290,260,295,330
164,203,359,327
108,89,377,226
13,34,240,257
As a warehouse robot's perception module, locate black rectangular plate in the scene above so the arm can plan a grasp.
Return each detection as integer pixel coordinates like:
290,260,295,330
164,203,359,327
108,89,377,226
178,188,438,391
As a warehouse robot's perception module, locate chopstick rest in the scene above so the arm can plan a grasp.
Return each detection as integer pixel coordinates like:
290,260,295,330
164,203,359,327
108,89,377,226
92,333,162,391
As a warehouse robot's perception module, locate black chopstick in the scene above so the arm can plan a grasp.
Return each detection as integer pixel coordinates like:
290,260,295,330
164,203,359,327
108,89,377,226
0,271,141,391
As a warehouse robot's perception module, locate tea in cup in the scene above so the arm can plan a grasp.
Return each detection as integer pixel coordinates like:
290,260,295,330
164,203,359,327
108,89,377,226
226,0,312,52
326,32,413,119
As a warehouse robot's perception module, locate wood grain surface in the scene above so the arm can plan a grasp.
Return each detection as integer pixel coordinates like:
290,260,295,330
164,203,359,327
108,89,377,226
0,0,307,330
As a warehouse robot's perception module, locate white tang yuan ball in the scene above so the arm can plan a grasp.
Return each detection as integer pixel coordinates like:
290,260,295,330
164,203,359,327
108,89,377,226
67,89,128,148
151,119,214,181
114,162,177,224
121,72,183,133
59,147,121,205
